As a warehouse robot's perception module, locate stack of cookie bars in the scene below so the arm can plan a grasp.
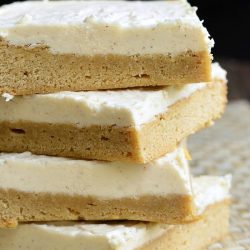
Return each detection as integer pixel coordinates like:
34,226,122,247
0,1,231,249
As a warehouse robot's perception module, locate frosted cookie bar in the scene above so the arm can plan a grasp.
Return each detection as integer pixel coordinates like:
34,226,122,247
0,64,227,163
0,146,197,227
0,176,231,249
0,147,231,227
0,0,213,95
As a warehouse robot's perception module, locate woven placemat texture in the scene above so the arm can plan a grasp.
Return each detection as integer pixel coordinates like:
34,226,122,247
189,101,250,250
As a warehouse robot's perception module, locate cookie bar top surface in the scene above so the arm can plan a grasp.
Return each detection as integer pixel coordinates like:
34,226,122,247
0,221,168,250
0,63,226,127
0,145,192,198
0,82,206,127
0,0,213,55
0,0,200,27
0,176,230,250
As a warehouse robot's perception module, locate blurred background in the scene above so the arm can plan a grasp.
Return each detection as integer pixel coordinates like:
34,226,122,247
1,0,250,100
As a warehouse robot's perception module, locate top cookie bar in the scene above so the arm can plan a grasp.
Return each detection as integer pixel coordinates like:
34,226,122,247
0,0,213,95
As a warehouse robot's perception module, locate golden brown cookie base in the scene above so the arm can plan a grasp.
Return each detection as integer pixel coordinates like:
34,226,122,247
139,201,230,250
0,82,227,163
0,39,211,95
0,189,196,228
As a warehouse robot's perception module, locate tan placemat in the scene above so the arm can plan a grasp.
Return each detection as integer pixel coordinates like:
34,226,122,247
189,101,250,250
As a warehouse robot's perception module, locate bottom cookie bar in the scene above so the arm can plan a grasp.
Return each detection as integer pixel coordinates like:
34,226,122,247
0,201,229,250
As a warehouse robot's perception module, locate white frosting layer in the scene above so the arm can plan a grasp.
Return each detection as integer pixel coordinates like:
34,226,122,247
0,83,206,127
193,175,231,215
0,175,230,250
0,221,168,250
212,62,227,82
0,64,226,127
0,146,192,199
0,1,213,56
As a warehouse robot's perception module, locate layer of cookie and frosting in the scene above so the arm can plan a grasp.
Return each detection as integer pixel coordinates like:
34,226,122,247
0,176,230,250
0,64,225,127
0,146,192,199
0,0,213,56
